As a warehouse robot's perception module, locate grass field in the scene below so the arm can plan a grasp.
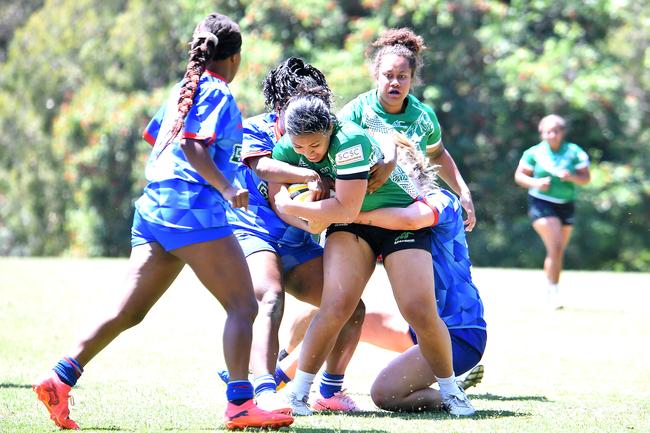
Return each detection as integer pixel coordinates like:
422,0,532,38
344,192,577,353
1,258,649,433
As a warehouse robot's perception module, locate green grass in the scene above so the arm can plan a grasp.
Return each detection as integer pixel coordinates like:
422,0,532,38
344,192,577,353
1,258,649,432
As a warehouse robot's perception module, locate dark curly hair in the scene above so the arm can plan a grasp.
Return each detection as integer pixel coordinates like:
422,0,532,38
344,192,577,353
283,86,336,136
368,28,426,81
262,57,331,113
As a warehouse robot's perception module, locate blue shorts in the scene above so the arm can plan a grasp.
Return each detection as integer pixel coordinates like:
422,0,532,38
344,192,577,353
528,195,575,225
131,209,233,252
234,230,323,272
409,327,487,376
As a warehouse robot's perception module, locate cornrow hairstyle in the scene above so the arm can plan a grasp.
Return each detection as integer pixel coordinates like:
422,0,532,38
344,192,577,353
368,27,426,81
393,132,439,196
158,13,242,156
262,57,331,113
283,87,336,137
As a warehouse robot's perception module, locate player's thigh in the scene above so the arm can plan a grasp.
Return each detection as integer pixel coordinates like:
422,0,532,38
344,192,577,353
532,216,564,248
371,345,436,398
113,242,185,318
173,234,255,311
245,250,283,301
384,249,437,319
284,255,324,306
320,231,375,316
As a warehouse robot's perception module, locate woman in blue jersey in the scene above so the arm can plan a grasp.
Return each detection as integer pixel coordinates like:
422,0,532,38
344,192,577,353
32,13,292,430
271,90,475,417
224,58,365,414
515,114,590,309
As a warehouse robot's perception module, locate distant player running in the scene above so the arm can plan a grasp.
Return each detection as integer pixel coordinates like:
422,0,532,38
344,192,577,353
514,114,591,309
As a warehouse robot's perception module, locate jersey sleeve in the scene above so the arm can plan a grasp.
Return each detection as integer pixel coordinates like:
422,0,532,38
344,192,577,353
573,145,590,169
520,147,536,170
183,84,232,146
271,135,301,166
142,103,166,146
241,117,274,166
423,104,443,156
333,124,372,180
337,98,363,125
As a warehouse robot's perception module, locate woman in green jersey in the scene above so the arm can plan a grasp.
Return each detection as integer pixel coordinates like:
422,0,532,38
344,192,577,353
514,114,591,309
271,89,474,417
339,27,477,231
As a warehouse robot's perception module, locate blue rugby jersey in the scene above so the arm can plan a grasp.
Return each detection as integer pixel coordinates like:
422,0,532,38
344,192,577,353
135,71,242,229
426,189,486,331
226,113,313,247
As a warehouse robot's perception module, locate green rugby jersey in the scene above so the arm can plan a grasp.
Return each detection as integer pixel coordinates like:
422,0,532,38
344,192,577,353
272,120,418,211
520,141,590,203
338,90,442,154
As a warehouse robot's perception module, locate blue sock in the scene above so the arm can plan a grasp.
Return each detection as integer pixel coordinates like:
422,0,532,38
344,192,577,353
253,374,276,396
274,366,291,387
53,357,83,387
226,380,254,406
319,372,344,398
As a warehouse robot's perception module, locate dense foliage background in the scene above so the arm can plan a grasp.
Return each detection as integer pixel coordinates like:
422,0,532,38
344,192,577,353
1,0,648,270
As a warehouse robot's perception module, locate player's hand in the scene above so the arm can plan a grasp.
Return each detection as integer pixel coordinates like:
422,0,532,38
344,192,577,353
368,159,396,194
274,185,292,213
557,169,572,182
536,176,552,191
460,191,476,232
223,186,249,210
306,218,329,235
305,171,328,201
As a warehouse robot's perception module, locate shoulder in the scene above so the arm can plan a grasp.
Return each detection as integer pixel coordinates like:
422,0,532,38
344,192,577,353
334,121,372,145
244,112,275,133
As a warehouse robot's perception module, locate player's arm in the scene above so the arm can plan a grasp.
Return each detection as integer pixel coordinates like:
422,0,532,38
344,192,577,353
267,181,317,233
354,200,437,230
274,178,366,225
558,166,590,185
514,160,550,191
367,134,397,194
181,138,248,209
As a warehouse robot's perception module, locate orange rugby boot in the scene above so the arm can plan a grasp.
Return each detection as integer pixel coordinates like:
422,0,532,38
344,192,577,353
33,372,79,429
224,398,294,430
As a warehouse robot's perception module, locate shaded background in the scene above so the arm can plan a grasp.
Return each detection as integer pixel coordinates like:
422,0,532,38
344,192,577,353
0,0,648,270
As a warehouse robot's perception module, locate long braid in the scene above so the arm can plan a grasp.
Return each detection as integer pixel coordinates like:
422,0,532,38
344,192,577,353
393,132,439,196
156,33,218,157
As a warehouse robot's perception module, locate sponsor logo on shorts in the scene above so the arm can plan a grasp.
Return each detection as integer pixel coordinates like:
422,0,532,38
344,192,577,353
257,181,268,199
394,231,415,245
336,144,364,165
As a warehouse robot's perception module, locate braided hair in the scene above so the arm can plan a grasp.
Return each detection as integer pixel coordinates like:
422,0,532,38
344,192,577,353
262,57,331,113
368,28,426,82
158,13,242,155
393,133,439,196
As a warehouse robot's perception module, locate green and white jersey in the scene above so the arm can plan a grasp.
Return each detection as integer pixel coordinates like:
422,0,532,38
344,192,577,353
520,141,590,203
272,120,418,211
338,90,442,154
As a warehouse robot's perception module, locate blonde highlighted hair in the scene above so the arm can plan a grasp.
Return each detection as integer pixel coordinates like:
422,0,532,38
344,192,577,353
392,132,439,196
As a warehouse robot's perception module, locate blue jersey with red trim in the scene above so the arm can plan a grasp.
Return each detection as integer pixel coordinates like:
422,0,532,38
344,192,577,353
135,71,242,229
427,189,486,331
227,113,313,246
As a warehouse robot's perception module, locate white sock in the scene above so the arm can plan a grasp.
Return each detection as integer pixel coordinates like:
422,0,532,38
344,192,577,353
291,369,316,399
437,374,461,396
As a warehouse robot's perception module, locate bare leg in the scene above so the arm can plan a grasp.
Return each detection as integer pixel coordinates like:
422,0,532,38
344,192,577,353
296,232,375,374
360,311,414,352
173,235,258,381
285,256,365,375
70,243,184,366
384,249,454,379
285,307,317,353
244,251,285,377
371,345,439,411
532,217,572,284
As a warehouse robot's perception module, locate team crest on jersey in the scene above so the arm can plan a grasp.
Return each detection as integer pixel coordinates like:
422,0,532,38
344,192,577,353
230,144,242,164
257,181,269,200
336,144,364,165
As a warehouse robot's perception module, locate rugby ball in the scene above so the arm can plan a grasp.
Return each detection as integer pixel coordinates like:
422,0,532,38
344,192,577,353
287,183,335,202
288,183,312,202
